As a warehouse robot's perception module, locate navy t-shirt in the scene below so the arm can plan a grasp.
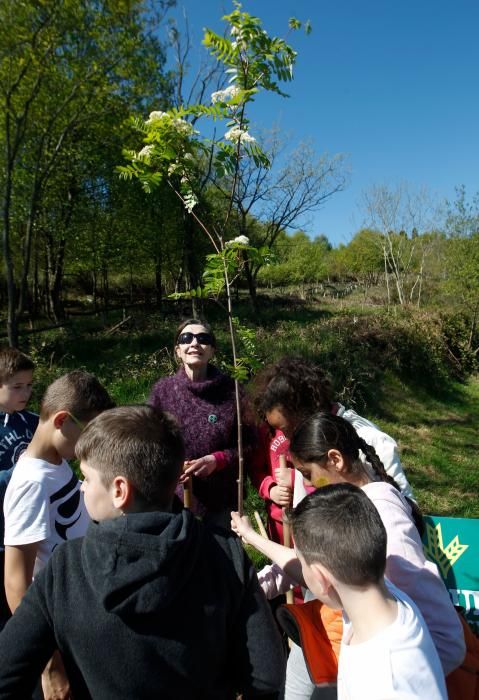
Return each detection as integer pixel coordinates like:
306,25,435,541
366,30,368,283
0,410,39,471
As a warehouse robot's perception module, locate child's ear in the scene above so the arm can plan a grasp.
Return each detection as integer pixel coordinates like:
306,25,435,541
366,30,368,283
326,448,346,474
52,411,69,429
111,476,134,511
310,562,334,596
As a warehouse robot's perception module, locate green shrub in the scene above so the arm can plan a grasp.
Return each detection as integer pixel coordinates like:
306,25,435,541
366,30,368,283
252,308,475,411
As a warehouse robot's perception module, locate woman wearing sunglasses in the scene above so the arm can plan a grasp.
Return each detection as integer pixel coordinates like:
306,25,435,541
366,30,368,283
149,318,253,526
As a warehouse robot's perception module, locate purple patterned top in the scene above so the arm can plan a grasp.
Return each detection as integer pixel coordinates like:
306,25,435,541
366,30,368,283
149,365,241,513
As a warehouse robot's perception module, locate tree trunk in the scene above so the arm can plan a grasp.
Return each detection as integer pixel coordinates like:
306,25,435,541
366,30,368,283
44,248,52,318
155,253,162,309
92,270,98,312
2,160,19,347
183,215,200,316
467,302,479,351
383,247,391,310
102,264,109,314
244,256,260,315
50,237,66,322
129,262,134,305
17,200,39,316
385,235,405,305
32,242,40,320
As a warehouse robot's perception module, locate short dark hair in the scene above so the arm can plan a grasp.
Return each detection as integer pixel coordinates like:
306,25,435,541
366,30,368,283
0,348,34,384
75,405,185,508
290,483,387,586
173,318,216,348
253,357,333,423
40,370,115,421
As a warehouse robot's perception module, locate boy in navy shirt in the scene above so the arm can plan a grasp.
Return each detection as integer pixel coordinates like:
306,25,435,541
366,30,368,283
0,348,38,471
0,348,38,629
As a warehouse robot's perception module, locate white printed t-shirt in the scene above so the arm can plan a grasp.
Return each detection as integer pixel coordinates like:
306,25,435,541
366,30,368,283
4,456,90,575
337,582,447,700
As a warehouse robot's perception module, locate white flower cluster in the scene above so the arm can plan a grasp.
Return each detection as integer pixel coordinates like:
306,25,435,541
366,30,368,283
168,162,181,176
225,235,250,247
173,118,194,135
167,153,195,178
137,145,154,161
183,191,198,213
146,111,168,125
211,85,240,104
224,125,255,144
145,111,194,136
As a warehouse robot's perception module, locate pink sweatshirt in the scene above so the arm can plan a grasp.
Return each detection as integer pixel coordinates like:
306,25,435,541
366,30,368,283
250,426,315,543
249,425,293,530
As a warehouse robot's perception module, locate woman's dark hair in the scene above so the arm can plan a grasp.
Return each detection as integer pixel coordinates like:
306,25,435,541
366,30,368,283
173,318,216,348
252,357,334,423
290,412,424,536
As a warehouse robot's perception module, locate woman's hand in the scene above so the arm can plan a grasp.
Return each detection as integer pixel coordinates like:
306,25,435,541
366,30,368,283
269,483,292,507
180,454,217,481
231,511,256,543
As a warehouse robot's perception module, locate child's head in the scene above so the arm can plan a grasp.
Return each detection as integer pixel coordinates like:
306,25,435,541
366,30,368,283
289,412,393,490
0,348,34,413
75,405,185,520
290,483,387,606
40,370,114,460
253,357,334,437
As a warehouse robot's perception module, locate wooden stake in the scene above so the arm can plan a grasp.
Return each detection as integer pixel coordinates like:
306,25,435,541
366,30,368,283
254,511,269,539
183,479,191,509
278,454,294,603
182,463,192,509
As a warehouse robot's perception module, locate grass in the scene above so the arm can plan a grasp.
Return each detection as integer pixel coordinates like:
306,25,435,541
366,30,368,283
371,373,479,518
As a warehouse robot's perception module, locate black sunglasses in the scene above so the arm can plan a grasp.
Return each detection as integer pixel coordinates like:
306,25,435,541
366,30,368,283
177,332,214,346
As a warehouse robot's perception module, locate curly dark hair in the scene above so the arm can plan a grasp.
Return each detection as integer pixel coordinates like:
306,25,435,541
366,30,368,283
252,357,334,423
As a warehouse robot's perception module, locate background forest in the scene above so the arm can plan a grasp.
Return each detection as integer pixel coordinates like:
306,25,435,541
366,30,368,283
1,0,478,348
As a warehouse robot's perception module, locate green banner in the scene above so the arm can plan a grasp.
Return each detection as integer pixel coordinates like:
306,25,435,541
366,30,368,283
422,515,479,633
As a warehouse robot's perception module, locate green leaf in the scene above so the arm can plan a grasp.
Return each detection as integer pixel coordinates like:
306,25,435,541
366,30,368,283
203,30,237,64
168,291,194,300
288,18,302,30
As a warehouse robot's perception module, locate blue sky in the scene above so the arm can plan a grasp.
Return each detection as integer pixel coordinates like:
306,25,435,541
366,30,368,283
168,0,479,246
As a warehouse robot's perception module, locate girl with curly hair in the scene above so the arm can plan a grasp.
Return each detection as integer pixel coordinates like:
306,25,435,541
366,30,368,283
249,356,413,544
